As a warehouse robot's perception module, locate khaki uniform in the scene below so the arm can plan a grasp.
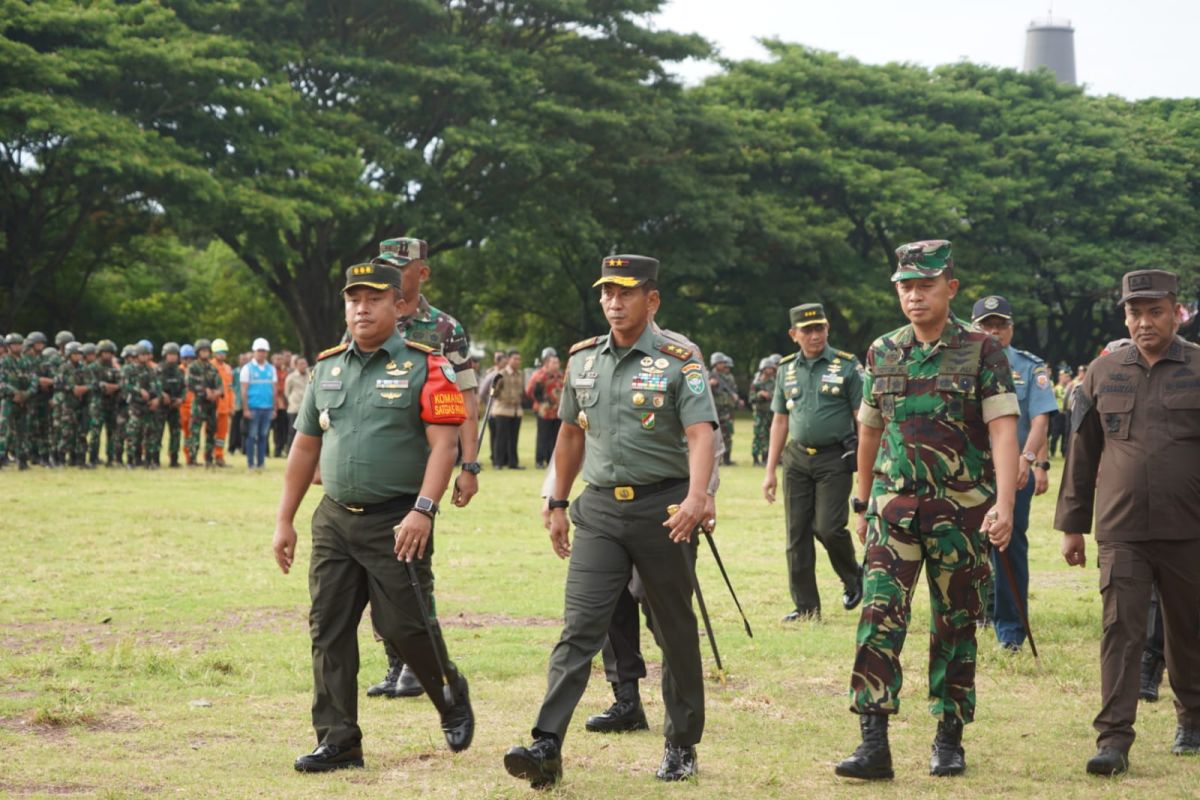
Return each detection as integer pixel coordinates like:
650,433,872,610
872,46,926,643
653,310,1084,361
1055,336,1200,752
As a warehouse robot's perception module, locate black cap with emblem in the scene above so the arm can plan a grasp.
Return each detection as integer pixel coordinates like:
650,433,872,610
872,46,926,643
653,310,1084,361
790,303,828,328
1118,269,1178,306
343,261,403,293
592,254,659,288
971,295,1013,322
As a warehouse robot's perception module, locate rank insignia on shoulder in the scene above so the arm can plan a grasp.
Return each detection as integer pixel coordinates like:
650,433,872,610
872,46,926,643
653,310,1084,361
779,353,798,364
657,342,692,361
406,341,434,354
316,343,349,361
569,336,603,355
837,350,856,361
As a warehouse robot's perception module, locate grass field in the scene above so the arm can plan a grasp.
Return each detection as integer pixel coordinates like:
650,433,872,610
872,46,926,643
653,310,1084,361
0,412,1194,798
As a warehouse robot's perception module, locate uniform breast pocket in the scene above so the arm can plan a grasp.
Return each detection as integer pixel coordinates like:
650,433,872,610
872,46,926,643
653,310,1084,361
1096,392,1134,440
575,384,599,408
935,373,975,421
1163,391,1200,439
371,390,413,409
870,384,896,418
315,391,347,412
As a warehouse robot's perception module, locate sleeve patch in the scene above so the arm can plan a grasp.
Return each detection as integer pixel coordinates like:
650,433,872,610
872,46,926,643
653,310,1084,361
316,343,349,361
658,342,692,361
420,354,467,424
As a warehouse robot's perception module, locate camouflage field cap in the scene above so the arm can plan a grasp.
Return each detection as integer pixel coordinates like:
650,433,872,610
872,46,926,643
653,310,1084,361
1118,269,1178,305
343,261,403,293
592,254,659,288
971,295,1013,322
891,240,953,282
377,237,428,268
790,302,828,328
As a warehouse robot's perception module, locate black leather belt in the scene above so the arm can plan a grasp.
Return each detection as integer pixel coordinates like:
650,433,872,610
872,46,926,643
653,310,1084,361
589,477,688,501
331,494,415,515
793,442,842,456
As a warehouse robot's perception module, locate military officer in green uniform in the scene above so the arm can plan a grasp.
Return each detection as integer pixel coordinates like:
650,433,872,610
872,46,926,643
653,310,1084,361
836,240,1020,781
763,303,864,621
272,259,474,773
504,254,717,788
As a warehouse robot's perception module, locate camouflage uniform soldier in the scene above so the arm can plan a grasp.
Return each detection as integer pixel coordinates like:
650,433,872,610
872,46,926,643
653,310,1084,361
0,334,16,468
123,344,162,468
186,339,222,466
1,334,32,469
836,240,1020,781
88,341,122,466
708,353,739,465
54,342,91,467
750,355,779,466
113,345,136,465
158,342,186,467
25,332,53,465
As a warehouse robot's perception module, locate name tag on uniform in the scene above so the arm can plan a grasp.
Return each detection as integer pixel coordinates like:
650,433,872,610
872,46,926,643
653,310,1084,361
573,378,595,388
376,378,409,390
820,374,844,385
320,380,343,390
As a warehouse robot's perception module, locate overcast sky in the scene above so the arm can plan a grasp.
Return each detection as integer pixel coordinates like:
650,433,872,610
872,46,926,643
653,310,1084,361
652,0,1199,100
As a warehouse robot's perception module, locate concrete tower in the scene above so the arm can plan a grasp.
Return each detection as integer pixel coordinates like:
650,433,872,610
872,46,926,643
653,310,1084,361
1023,16,1076,85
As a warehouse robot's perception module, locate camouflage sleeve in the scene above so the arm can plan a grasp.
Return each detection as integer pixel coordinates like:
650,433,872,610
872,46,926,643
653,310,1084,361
978,336,1019,423
441,320,477,392
856,345,884,430
186,362,203,394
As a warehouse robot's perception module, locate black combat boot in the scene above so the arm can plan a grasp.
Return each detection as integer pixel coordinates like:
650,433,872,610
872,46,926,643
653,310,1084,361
366,654,402,698
1086,746,1129,775
1140,652,1165,702
1173,725,1200,755
169,454,180,468
835,714,893,780
504,735,562,789
930,716,966,776
843,564,865,611
585,681,649,733
656,740,698,781
394,663,425,697
18,457,29,471
439,671,474,753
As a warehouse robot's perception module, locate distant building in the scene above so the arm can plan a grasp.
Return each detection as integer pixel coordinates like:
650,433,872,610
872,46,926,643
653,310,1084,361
1023,16,1076,85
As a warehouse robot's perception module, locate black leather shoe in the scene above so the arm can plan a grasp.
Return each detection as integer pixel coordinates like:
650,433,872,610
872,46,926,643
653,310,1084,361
782,608,820,622
504,736,562,789
835,714,893,780
440,673,474,753
366,656,401,698
930,717,966,776
843,566,864,611
395,663,425,697
294,743,364,772
1140,653,1164,702
1173,726,1200,755
586,682,649,733
655,741,698,781
1086,747,1129,775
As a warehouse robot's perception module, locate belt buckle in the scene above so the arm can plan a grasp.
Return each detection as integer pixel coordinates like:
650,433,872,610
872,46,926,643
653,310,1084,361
614,486,635,501
345,504,364,514
805,447,818,456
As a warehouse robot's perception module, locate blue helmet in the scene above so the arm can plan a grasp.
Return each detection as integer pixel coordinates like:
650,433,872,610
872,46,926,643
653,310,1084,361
137,338,153,352
179,343,196,359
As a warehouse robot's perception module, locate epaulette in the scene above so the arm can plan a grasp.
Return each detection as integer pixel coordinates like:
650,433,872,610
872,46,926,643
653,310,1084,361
778,352,798,364
837,350,857,361
657,342,692,361
316,343,349,362
569,336,603,355
406,340,435,354
1015,348,1045,365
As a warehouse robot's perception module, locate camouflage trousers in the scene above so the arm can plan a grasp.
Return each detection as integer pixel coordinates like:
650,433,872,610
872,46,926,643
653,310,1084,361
113,404,128,463
2,399,29,460
125,405,159,463
55,401,88,462
751,410,771,461
718,413,734,459
51,393,66,455
0,397,11,460
850,510,990,723
29,394,52,459
88,397,119,464
187,399,218,463
162,403,181,462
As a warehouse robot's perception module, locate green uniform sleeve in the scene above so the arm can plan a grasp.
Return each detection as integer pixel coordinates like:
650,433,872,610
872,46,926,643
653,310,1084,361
978,335,1019,422
857,346,884,429
677,357,718,429
558,356,580,425
294,375,320,436
847,359,864,410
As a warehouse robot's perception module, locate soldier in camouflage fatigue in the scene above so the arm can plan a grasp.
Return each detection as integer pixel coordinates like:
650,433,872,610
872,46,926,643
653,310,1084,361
54,342,91,467
1,334,32,469
750,355,779,466
88,341,122,466
158,342,186,467
186,338,223,466
25,333,54,466
123,344,162,468
0,335,12,468
708,352,740,465
836,240,1020,781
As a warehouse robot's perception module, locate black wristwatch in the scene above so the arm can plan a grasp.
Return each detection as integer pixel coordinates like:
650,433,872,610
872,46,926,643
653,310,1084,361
1035,460,1052,471
851,497,869,514
460,461,482,475
548,498,570,511
412,496,439,519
